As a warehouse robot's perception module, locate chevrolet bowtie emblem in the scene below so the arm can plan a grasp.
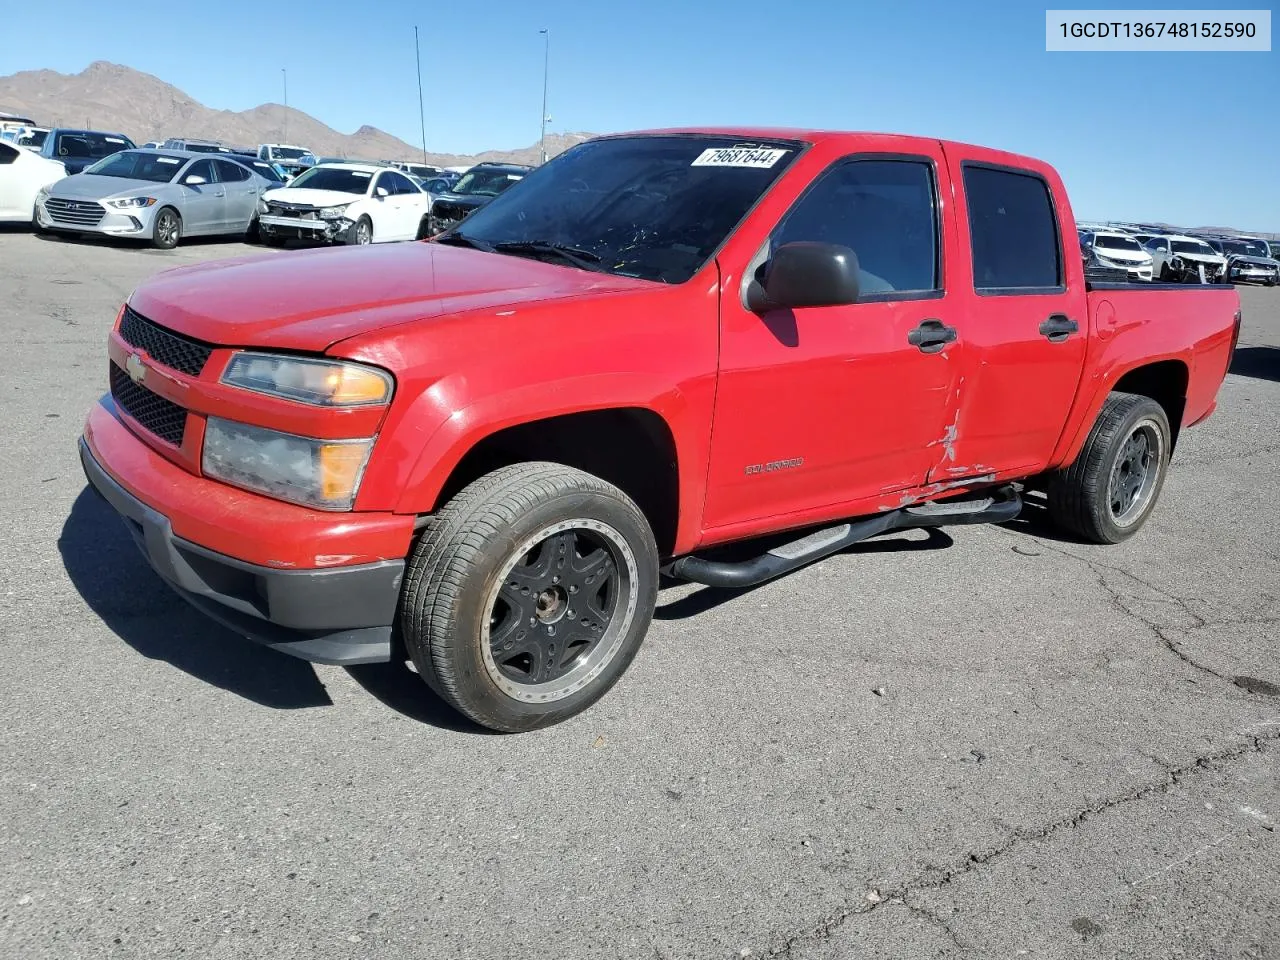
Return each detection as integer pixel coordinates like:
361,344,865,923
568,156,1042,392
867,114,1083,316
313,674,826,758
125,352,147,384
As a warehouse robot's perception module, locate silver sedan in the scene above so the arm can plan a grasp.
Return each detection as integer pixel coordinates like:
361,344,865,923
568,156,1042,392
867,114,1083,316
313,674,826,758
34,149,275,249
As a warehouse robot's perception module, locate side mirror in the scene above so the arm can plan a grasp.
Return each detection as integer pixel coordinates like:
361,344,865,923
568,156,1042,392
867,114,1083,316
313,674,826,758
184,175,207,186
376,186,389,198
747,242,861,312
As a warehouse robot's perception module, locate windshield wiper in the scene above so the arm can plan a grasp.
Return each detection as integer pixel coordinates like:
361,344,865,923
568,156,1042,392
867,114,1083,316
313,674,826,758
435,232,495,252
493,240,606,272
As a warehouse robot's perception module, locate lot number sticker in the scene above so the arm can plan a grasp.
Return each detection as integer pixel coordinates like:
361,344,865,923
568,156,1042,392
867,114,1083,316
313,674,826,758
691,147,789,168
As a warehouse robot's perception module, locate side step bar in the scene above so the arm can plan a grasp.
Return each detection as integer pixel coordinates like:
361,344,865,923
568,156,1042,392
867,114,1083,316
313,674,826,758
666,487,1022,590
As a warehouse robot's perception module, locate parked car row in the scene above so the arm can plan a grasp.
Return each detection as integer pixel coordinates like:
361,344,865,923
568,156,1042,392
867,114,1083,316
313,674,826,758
1077,220,1279,285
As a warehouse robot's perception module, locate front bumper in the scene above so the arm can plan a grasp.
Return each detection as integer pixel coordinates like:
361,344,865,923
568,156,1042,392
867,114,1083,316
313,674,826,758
79,400,414,665
1229,265,1279,284
259,214,351,243
36,196,156,237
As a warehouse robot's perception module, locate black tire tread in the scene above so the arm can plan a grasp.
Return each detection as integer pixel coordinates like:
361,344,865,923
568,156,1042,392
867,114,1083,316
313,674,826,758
399,462,654,729
1046,391,1169,544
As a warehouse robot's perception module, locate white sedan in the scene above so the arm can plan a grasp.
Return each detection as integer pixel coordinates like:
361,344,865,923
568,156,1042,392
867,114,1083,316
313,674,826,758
257,163,433,246
0,139,67,223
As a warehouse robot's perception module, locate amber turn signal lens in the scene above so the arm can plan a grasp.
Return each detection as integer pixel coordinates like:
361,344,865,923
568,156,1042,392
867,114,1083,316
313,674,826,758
318,442,372,503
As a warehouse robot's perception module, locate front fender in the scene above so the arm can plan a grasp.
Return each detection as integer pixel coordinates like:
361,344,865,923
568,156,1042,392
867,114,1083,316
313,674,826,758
366,371,712,555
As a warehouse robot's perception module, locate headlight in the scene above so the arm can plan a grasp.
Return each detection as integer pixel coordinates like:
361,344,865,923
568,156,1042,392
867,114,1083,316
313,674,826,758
202,418,373,511
106,197,157,209
318,204,351,220
221,353,393,406
257,197,270,213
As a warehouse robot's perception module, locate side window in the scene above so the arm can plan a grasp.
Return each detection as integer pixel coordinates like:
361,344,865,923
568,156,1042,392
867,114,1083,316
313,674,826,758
0,142,16,165
394,173,419,193
771,158,939,297
963,165,1062,292
185,159,216,184
374,172,396,195
215,159,249,182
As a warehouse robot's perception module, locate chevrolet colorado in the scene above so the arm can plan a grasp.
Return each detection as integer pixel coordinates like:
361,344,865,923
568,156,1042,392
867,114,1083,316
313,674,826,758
79,130,1241,732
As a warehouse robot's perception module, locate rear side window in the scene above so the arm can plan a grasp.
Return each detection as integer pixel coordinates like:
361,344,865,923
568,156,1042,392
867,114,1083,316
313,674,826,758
214,159,249,182
0,142,16,165
771,157,940,297
963,165,1062,292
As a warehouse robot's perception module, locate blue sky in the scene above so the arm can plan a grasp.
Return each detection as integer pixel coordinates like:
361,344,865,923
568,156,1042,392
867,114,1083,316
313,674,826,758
5,0,1277,229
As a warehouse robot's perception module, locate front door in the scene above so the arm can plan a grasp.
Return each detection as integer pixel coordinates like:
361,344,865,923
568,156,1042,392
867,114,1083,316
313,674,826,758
703,152,959,533
936,155,1087,479
178,159,225,235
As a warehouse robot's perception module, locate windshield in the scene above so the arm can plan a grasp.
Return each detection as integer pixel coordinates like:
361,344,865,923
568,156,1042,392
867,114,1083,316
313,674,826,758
271,146,312,160
451,168,527,197
442,136,802,283
82,150,186,182
1171,240,1214,256
1232,240,1269,257
53,131,132,160
286,166,372,194
1095,234,1143,252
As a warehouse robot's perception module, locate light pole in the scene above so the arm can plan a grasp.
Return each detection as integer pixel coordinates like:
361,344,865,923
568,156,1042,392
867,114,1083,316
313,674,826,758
281,68,288,142
415,26,428,164
539,29,549,164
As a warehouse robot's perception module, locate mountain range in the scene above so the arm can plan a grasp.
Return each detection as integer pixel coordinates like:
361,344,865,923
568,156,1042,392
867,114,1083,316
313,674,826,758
0,61,593,166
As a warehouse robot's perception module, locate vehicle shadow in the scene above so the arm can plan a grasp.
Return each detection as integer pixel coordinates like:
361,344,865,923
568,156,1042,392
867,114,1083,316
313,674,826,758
655,527,954,620
59,487,332,708
996,489,1089,544
1230,346,1280,383
60,486,488,730
344,662,493,734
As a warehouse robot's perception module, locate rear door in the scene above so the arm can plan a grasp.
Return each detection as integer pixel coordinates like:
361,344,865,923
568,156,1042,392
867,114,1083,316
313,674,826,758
703,150,959,531
213,159,260,232
178,158,225,234
937,153,1088,479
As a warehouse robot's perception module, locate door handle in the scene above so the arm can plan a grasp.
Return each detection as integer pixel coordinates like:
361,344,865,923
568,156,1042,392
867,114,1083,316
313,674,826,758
907,319,957,354
1039,314,1078,342
214,190,225,197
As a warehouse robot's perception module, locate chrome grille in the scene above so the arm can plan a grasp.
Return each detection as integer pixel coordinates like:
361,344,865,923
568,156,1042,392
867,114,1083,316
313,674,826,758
44,197,105,226
109,363,188,446
118,306,213,377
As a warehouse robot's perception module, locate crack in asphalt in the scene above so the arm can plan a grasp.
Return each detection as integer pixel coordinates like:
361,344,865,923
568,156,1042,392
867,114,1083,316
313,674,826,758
763,728,1280,958
900,899,966,952
995,531,1279,688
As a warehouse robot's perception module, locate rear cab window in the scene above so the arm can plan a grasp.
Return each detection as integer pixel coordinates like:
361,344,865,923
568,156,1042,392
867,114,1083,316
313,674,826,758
962,164,1063,294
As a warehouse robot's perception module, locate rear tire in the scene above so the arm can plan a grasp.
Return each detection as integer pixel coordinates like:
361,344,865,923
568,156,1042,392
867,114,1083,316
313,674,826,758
1046,392,1171,544
261,232,286,248
397,463,659,733
150,207,181,250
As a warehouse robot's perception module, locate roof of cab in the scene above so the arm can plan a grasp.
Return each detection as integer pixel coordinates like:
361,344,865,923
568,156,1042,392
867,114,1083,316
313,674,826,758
597,127,1053,170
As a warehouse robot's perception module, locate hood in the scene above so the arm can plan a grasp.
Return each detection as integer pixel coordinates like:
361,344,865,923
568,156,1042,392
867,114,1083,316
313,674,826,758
48,173,170,199
434,193,489,211
128,242,654,352
1094,247,1151,264
263,187,365,208
1226,254,1278,267
1174,251,1226,264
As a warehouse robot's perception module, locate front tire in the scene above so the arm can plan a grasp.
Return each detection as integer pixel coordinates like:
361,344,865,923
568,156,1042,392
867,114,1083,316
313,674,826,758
398,463,659,733
1046,392,1171,544
150,207,181,250
346,216,373,245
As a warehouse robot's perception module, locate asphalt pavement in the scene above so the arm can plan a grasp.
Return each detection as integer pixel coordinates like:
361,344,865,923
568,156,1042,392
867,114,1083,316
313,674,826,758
1,227,1277,960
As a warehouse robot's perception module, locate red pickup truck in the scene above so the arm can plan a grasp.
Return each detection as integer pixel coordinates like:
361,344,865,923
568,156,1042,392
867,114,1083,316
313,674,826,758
80,129,1241,731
